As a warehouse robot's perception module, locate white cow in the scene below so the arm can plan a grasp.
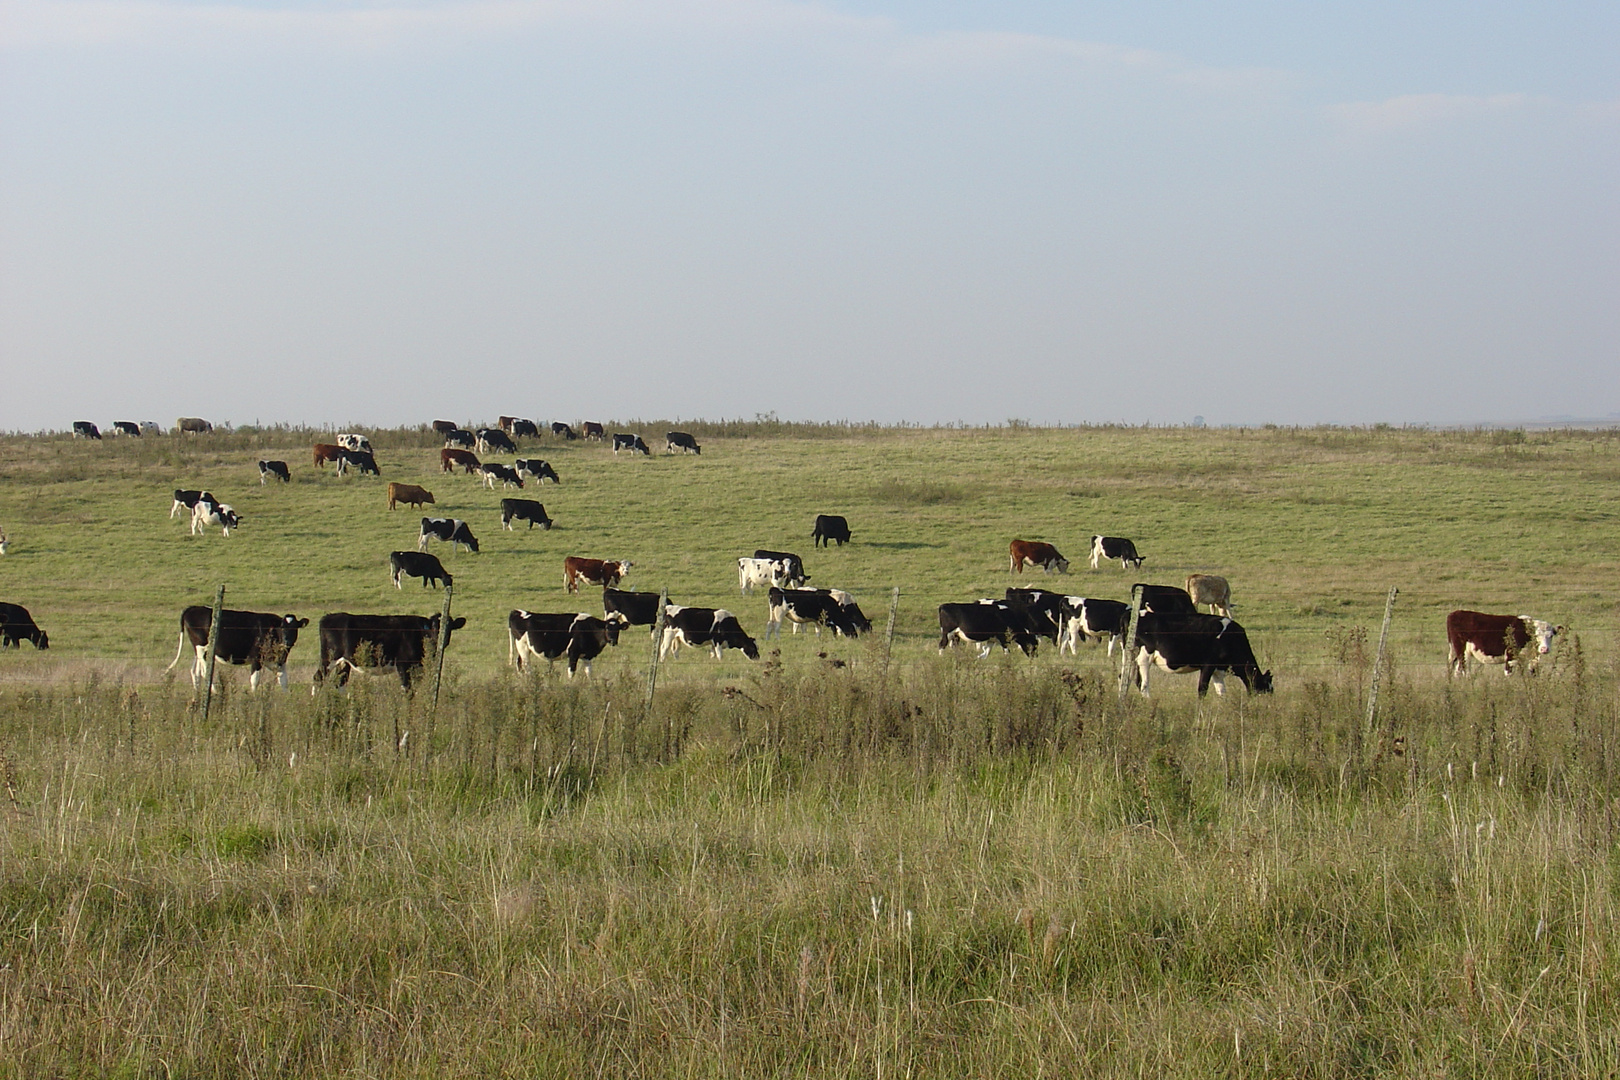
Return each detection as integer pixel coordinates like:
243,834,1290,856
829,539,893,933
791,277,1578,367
190,500,241,537
738,557,788,594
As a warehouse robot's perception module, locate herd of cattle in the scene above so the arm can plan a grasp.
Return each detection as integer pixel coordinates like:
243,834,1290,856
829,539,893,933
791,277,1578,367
1,422,1569,695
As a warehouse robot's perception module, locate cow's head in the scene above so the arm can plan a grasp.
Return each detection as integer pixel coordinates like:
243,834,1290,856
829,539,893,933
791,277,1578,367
1251,669,1274,693
427,615,469,650
1525,618,1561,654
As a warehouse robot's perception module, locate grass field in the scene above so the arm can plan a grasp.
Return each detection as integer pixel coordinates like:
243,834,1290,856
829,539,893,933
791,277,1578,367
2,422,1620,1076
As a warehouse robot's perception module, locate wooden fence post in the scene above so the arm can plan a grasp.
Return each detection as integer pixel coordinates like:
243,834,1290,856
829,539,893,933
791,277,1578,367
200,585,225,722
647,588,669,759
1117,584,1144,699
427,584,454,762
1363,586,1399,770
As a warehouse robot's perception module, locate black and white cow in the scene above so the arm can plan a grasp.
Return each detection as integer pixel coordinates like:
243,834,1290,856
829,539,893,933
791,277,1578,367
165,606,308,689
666,431,701,455
937,602,1040,658
0,527,7,556
612,433,651,456
139,421,162,435
190,499,241,537
764,588,860,639
389,550,453,589
72,421,102,440
754,549,809,588
500,499,552,531
515,459,560,484
508,610,626,677
603,588,672,633
819,589,872,635
315,612,466,690
1135,584,1197,615
419,517,480,554
479,462,524,489
443,428,477,449
1001,588,1067,645
1132,613,1272,697
170,489,216,519
258,460,291,484
334,449,380,476
1057,597,1131,655
0,603,49,649
812,514,851,547
336,433,372,452
510,418,540,438
477,428,517,455
551,422,579,440
1091,535,1146,570
660,607,760,660
738,557,788,593
112,421,142,437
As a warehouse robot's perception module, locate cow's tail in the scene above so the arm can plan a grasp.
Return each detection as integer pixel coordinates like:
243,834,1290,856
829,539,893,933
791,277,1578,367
164,629,189,672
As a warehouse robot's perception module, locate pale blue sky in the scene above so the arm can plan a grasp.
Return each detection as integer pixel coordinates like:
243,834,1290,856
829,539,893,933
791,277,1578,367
2,0,1615,429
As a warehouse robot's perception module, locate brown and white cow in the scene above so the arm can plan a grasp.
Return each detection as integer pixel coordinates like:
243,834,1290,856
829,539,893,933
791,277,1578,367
564,556,632,593
1009,539,1069,575
1185,574,1232,617
1446,610,1562,676
313,443,344,468
582,421,606,440
387,482,435,511
176,417,213,434
440,447,481,474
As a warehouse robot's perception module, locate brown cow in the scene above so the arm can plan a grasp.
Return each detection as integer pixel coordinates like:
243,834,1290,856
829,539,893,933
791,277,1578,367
1009,539,1069,574
1446,610,1562,676
313,443,344,467
176,416,212,434
431,419,459,435
498,415,518,432
1185,574,1232,616
387,482,435,511
440,448,481,474
582,421,606,440
564,556,632,593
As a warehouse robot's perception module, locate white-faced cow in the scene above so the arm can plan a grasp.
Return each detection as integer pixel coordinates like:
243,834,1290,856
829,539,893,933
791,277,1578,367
1091,535,1145,570
937,602,1040,658
419,517,480,553
390,550,452,589
812,514,851,548
666,431,701,455
170,489,216,519
177,417,212,434
660,607,760,660
508,610,626,678
479,462,524,490
552,422,579,440
336,433,372,452
258,460,291,484
0,603,48,649
612,433,650,456
1057,597,1130,656
1445,610,1562,676
315,612,466,690
112,421,141,437
477,428,517,455
1132,612,1272,697
165,606,308,690
387,482,435,511
334,449,380,476
1185,574,1232,616
190,500,241,537
500,499,552,531
72,421,102,440
564,556,631,593
764,588,860,639
515,459,559,484
753,549,809,588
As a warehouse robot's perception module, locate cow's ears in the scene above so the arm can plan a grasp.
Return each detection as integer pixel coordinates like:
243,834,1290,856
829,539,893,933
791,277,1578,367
296,618,310,628
450,617,468,630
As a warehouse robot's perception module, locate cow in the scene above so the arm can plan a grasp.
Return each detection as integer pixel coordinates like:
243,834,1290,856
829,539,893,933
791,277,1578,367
821,589,873,635
613,433,650,456
1445,610,1563,676
387,482,435,511
937,602,1040,658
164,606,308,690
1010,539,1069,575
389,550,452,590
1057,597,1130,656
177,417,212,434
313,443,345,468
1132,612,1272,697
500,499,552,531
498,416,520,433
478,462,523,490
511,418,540,439
440,448,481,474
1001,588,1067,645
582,421,606,440
666,431,702,455
0,603,48,649
508,611,626,678
334,449,380,477
139,421,162,435
0,527,7,556
315,612,466,690
515,459,560,484
754,549,809,588
477,428,517,455
336,433,372,452
812,514,851,548
431,419,459,435
1091,535,1145,570
1185,574,1232,617
551,422,579,440
258,460,291,484
1135,584,1197,615
170,489,216,519
443,428,477,449
112,421,141,437
564,556,631,593
660,607,760,660
738,557,790,594
190,500,241,537
419,517,479,554
603,588,673,633
72,421,102,440
764,588,860,639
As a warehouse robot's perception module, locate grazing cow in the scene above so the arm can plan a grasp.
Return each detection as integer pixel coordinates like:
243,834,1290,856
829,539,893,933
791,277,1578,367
0,527,7,556
515,459,560,484
1445,610,1563,676
387,482,435,511
820,589,873,635
139,421,162,435
112,421,141,437
1135,584,1196,615
334,449,380,477
419,517,480,554
1002,588,1067,645
0,603,48,649
479,462,523,489
754,549,809,588
564,556,631,593
498,416,519,433
937,602,1040,658
431,419,459,435
508,611,626,677
666,431,702,455
612,433,650,456
440,448,481,474
176,417,212,434
603,588,672,632
443,428,476,449
1133,613,1272,697
582,421,606,441
336,433,371,452
313,443,344,468
1185,574,1232,617
170,489,216,519
660,607,760,660
477,428,517,455
738,557,790,594
812,514,852,548
315,612,465,690
1010,539,1069,575
1091,535,1146,570
190,500,241,537
511,419,539,439
258,460,291,484
72,421,102,440
500,499,552,531
551,422,579,440
389,550,452,589
1057,597,1131,656
764,588,860,639
165,606,308,690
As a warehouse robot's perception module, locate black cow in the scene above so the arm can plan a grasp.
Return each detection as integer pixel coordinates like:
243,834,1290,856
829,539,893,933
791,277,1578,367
500,499,552,531
316,612,466,690
753,549,809,588
419,517,480,554
165,606,308,689
170,489,216,519
443,428,476,449
612,433,650,456
72,421,102,440
818,588,872,635
511,418,540,438
765,588,859,639
1132,613,1272,697
812,514,851,548
0,603,48,649
660,607,760,660
258,460,291,484
1135,584,1197,615
508,610,625,677
1091,535,1146,570
477,428,517,454
389,550,452,589
1002,588,1067,644
112,421,141,437
552,422,579,440
479,462,524,490
603,588,672,632
515,459,560,484
666,431,701,455
1058,597,1130,655
335,449,380,476
937,601,1040,657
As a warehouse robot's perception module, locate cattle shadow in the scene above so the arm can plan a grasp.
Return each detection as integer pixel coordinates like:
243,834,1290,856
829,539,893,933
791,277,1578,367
858,541,944,551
